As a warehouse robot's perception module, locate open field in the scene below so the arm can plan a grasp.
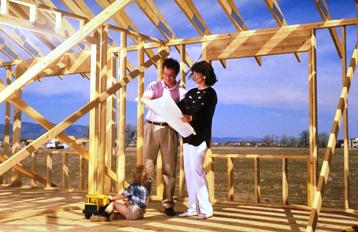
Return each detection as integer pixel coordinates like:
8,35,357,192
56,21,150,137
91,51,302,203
10,147,358,210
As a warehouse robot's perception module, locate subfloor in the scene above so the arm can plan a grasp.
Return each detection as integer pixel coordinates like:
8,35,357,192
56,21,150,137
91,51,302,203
0,187,356,232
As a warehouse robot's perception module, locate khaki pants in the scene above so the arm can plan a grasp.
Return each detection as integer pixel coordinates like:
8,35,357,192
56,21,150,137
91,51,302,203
143,122,178,209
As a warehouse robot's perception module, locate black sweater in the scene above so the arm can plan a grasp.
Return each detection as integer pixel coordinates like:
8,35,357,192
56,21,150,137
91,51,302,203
178,87,217,147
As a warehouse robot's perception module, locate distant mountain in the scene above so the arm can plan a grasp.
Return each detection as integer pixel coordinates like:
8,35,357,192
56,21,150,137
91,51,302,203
212,136,261,143
0,122,88,139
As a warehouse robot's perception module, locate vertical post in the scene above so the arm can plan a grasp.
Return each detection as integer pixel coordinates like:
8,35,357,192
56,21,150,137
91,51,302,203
254,157,261,203
136,36,144,165
282,158,288,204
156,55,164,200
179,44,186,198
80,156,85,191
307,158,311,206
341,25,349,209
117,31,127,193
0,0,9,15
88,35,100,194
97,25,108,194
105,52,116,193
30,152,37,187
227,157,234,201
204,149,215,203
308,29,318,206
1,66,11,185
46,153,53,189
10,71,22,187
63,153,69,189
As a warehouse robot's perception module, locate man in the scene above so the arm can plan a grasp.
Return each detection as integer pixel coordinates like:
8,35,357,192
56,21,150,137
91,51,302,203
142,58,185,216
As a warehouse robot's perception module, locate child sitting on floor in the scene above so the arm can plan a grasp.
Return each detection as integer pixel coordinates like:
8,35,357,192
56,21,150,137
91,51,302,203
90,165,149,222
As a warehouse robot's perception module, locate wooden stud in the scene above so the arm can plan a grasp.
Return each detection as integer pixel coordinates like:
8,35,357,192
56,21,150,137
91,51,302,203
308,29,318,198
227,157,234,201
10,84,22,187
105,51,116,193
46,153,53,189
0,0,9,15
204,149,215,203
88,42,99,194
63,153,69,189
117,31,127,193
97,25,109,194
306,43,358,232
79,156,86,191
178,44,186,198
254,158,261,203
341,26,349,210
282,158,288,204
2,67,11,185
136,36,144,165
30,153,37,187
156,55,164,200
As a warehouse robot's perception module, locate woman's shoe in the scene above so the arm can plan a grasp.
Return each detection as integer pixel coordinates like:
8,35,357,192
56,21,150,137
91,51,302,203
178,211,196,217
197,213,213,220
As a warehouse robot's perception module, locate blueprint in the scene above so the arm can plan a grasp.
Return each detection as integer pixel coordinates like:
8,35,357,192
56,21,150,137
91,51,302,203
140,91,196,137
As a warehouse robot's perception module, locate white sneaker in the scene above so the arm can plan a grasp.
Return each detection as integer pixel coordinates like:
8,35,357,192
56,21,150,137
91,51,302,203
178,211,196,217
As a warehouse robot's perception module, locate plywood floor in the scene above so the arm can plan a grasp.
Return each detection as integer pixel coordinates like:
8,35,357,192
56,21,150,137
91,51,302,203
0,187,356,232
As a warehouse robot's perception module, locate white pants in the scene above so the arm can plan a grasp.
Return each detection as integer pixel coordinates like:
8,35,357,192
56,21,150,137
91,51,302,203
183,142,213,216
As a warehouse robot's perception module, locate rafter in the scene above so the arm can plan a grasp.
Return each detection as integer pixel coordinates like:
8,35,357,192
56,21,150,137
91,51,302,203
313,0,343,58
0,35,20,60
217,0,262,66
133,0,193,67
174,0,226,67
0,0,132,104
264,0,301,62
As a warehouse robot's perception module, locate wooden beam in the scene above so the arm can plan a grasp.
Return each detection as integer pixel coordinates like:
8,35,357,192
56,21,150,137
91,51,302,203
204,27,311,60
0,45,169,179
10,87,22,186
0,0,131,104
0,82,89,160
264,0,301,62
308,29,318,198
97,25,109,194
341,26,349,210
313,0,343,58
117,31,127,193
136,36,144,165
174,0,227,68
306,43,358,232
134,0,193,67
218,0,262,66
166,18,357,46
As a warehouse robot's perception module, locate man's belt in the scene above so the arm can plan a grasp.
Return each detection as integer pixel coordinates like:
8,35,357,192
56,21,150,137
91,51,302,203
147,120,168,126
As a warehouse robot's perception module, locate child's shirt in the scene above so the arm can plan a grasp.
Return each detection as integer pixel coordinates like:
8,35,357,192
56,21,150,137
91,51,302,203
122,183,148,209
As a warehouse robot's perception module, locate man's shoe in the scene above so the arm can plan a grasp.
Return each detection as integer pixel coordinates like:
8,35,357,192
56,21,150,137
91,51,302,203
164,207,176,216
197,213,212,220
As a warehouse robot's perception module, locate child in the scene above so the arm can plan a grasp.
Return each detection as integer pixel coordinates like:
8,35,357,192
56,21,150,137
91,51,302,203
90,165,149,222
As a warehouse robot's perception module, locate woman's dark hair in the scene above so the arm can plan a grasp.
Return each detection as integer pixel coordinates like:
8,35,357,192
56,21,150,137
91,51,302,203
163,58,180,75
190,61,217,86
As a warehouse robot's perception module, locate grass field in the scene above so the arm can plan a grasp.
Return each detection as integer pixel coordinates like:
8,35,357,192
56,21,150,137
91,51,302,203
14,146,358,210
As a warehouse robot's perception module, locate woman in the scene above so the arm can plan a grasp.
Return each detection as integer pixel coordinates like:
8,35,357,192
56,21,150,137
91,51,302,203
178,61,217,220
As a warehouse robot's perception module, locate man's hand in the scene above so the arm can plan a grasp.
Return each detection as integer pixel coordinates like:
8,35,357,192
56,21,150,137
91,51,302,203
180,115,192,123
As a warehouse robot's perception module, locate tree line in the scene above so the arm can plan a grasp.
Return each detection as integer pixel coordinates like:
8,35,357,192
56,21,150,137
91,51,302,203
261,130,329,148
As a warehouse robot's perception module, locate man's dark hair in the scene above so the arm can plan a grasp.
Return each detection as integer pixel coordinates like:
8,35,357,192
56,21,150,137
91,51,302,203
163,58,180,75
190,61,218,86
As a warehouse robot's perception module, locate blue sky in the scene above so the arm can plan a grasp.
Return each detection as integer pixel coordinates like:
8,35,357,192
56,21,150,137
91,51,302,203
0,0,357,139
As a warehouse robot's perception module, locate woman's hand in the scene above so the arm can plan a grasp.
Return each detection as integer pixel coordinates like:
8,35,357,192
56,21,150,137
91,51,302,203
180,115,192,123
